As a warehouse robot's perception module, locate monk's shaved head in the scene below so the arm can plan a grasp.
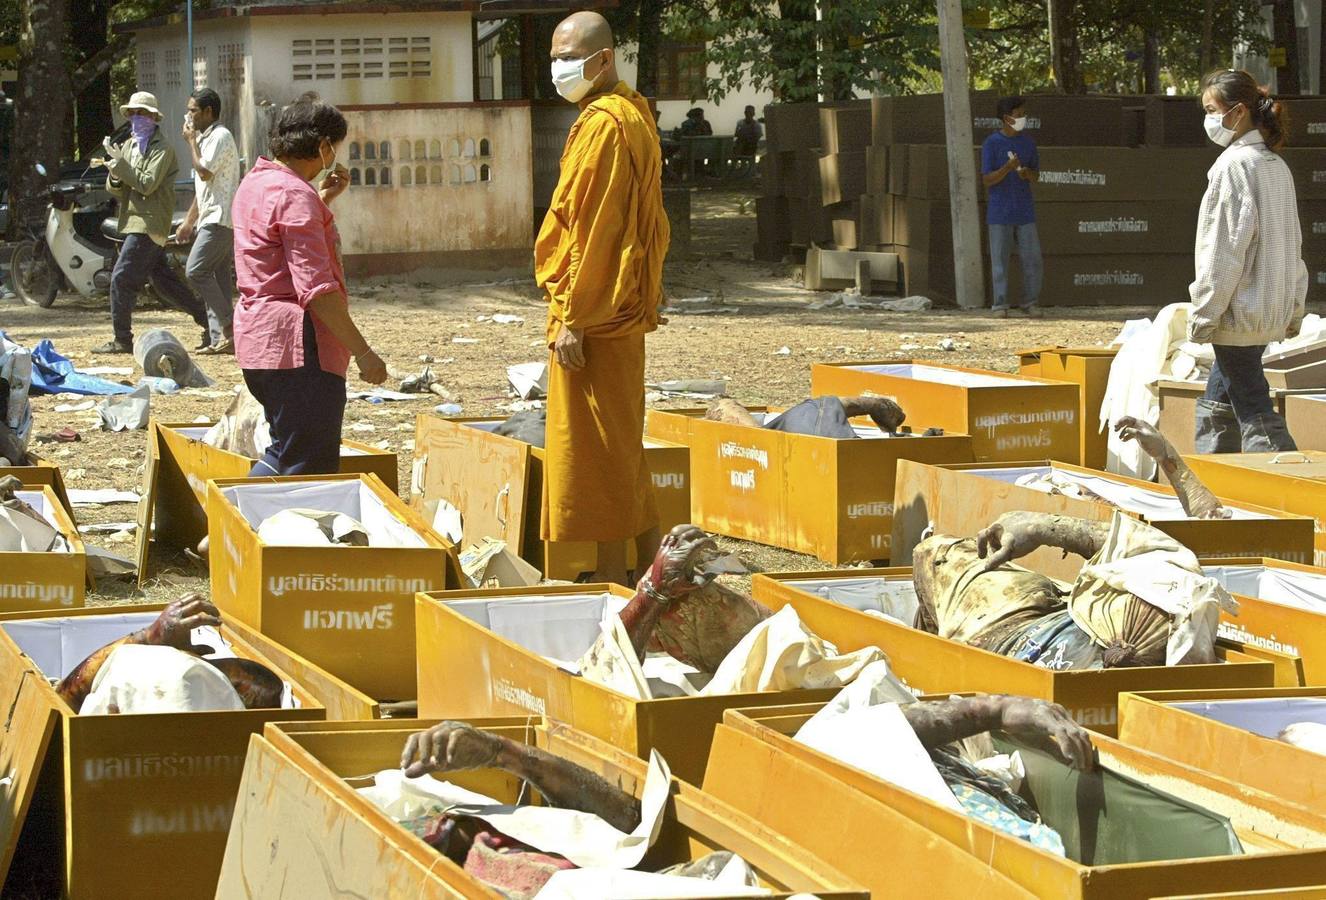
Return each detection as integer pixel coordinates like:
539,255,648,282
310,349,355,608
553,11,614,56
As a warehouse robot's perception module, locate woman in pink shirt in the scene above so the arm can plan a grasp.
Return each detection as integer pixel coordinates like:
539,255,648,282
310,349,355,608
231,99,386,476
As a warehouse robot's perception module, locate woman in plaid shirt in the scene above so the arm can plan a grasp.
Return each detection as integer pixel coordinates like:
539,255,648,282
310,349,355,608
1189,69,1307,453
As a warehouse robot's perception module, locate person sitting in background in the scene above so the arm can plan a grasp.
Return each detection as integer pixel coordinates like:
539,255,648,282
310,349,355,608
675,107,713,138
733,105,762,156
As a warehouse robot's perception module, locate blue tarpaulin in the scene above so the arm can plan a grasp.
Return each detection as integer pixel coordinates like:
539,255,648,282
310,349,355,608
26,338,133,396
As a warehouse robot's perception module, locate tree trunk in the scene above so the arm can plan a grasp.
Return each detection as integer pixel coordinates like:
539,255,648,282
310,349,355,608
1045,0,1083,93
773,0,817,103
1199,0,1216,74
72,0,113,159
636,0,662,97
1142,28,1161,94
9,0,72,239
1273,0,1301,95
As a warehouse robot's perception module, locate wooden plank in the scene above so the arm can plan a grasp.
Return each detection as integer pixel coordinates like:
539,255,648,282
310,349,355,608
0,665,58,888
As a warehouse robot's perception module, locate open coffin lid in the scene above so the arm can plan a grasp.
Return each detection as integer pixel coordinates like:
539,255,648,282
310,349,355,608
412,415,533,555
1203,564,1326,615
0,652,57,889
219,479,431,549
1168,696,1326,739
442,591,629,671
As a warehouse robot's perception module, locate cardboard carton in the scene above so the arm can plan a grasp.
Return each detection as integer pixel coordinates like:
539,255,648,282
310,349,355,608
1184,452,1326,564
1118,687,1326,811
0,486,85,611
411,414,691,581
1282,97,1326,147
1259,339,1326,389
644,407,973,563
1157,380,1311,455
1016,346,1118,468
753,569,1287,733
414,585,841,785
216,718,867,899
817,151,867,206
890,459,1315,577
1144,95,1208,146
1286,393,1326,450
804,244,898,290
1300,201,1326,256
817,102,872,155
810,360,1081,463
0,603,343,899
856,193,892,247
207,473,458,700
1010,252,1196,307
142,420,398,583
1284,149,1326,200
703,702,1326,900
765,101,823,152
865,145,888,194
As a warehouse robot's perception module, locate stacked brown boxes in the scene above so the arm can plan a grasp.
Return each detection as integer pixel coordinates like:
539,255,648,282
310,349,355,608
755,100,874,260
1280,97,1326,300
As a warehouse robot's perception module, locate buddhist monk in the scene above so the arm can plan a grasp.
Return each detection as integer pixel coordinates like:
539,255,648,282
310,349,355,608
535,11,670,585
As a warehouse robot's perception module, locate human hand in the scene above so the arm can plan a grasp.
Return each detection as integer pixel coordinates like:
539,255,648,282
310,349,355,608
356,349,388,385
182,115,197,143
1287,320,1303,340
639,524,720,606
176,220,195,244
1005,153,1021,171
401,721,504,777
998,696,1095,771
102,136,122,161
319,164,350,204
975,510,1049,573
553,324,586,371
1018,168,1034,180
1114,416,1170,462
143,593,223,652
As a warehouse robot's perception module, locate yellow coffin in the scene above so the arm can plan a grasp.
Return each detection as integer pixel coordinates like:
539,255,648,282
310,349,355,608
0,485,85,611
207,473,458,701
215,717,867,899
811,360,1081,463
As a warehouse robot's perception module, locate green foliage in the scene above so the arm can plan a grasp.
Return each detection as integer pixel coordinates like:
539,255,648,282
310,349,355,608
666,0,940,104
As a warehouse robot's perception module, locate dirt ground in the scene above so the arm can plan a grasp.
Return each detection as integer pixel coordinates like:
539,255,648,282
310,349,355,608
4,189,1180,606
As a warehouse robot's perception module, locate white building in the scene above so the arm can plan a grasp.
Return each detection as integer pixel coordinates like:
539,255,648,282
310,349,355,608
118,1,600,275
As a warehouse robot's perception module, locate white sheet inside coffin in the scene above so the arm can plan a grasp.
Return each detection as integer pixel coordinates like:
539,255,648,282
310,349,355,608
10,490,71,552
173,424,371,459
783,576,920,625
1203,565,1326,614
740,411,911,441
1172,697,1326,739
842,363,1036,388
0,614,298,708
220,480,426,548
968,465,1270,522
444,592,629,668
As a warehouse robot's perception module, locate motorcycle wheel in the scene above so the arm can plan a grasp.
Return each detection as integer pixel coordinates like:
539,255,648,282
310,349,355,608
10,241,61,308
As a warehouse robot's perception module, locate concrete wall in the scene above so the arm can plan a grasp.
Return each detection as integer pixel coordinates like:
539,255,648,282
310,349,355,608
335,104,533,260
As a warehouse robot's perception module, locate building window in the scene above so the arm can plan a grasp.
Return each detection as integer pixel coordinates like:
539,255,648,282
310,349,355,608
380,167,391,186
342,62,361,79
138,50,158,92
415,165,427,184
657,42,706,101
364,142,376,161
193,46,208,89
365,168,377,186
430,139,442,159
350,168,360,186
164,48,181,89
379,141,390,160
431,164,443,184
401,167,412,186
480,164,491,182
479,138,490,157
219,43,245,86
293,63,313,81
364,61,383,78
399,141,412,161
349,143,361,161
315,62,335,80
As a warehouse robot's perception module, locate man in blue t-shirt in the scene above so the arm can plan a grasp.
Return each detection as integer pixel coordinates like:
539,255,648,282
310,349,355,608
981,95,1043,318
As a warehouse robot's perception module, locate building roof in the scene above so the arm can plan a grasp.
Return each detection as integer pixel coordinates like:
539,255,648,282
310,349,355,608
115,0,615,33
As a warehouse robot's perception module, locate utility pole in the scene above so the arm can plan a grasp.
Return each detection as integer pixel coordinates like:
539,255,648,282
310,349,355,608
186,0,193,89
936,0,984,309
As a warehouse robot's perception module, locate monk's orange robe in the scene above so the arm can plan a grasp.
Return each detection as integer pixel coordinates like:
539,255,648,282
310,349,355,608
535,81,670,542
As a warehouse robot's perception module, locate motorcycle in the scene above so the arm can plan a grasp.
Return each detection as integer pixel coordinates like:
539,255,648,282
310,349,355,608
9,160,192,310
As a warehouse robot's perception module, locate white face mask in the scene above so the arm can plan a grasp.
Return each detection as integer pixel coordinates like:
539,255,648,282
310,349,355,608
1009,116,1027,132
1204,105,1241,147
313,142,334,184
551,50,604,103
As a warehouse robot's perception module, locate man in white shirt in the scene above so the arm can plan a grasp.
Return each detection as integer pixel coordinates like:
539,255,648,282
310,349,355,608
177,87,241,355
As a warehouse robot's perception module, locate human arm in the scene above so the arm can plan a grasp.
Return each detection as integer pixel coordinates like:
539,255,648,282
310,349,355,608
177,197,199,244
839,395,906,432
903,695,1094,770
400,721,642,833
105,139,174,197
308,292,387,384
318,163,350,206
56,595,222,709
975,511,1111,572
1114,416,1225,518
183,118,213,182
981,141,1018,188
1188,169,1257,343
1019,142,1039,181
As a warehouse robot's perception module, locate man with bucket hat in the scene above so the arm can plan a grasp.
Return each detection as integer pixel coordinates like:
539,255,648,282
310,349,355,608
95,90,209,355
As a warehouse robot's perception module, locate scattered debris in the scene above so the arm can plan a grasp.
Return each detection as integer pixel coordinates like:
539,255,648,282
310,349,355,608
98,384,151,432
491,313,524,325
53,400,96,414
645,379,728,401
452,337,480,345
398,365,452,398
35,428,80,444
68,489,139,506
79,366,133,377
900,343,921,352
350,422,376,433
501,399,543,414
349,388,422,403
774,346,792,356
107,458,132,469
86,545,136,578
79,522,137,534
938,338,958,352
807,292,933,312
507,362,548,400
435,402,464,416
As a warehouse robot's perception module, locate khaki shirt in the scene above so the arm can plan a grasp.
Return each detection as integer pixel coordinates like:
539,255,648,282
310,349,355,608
106,126,179,246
